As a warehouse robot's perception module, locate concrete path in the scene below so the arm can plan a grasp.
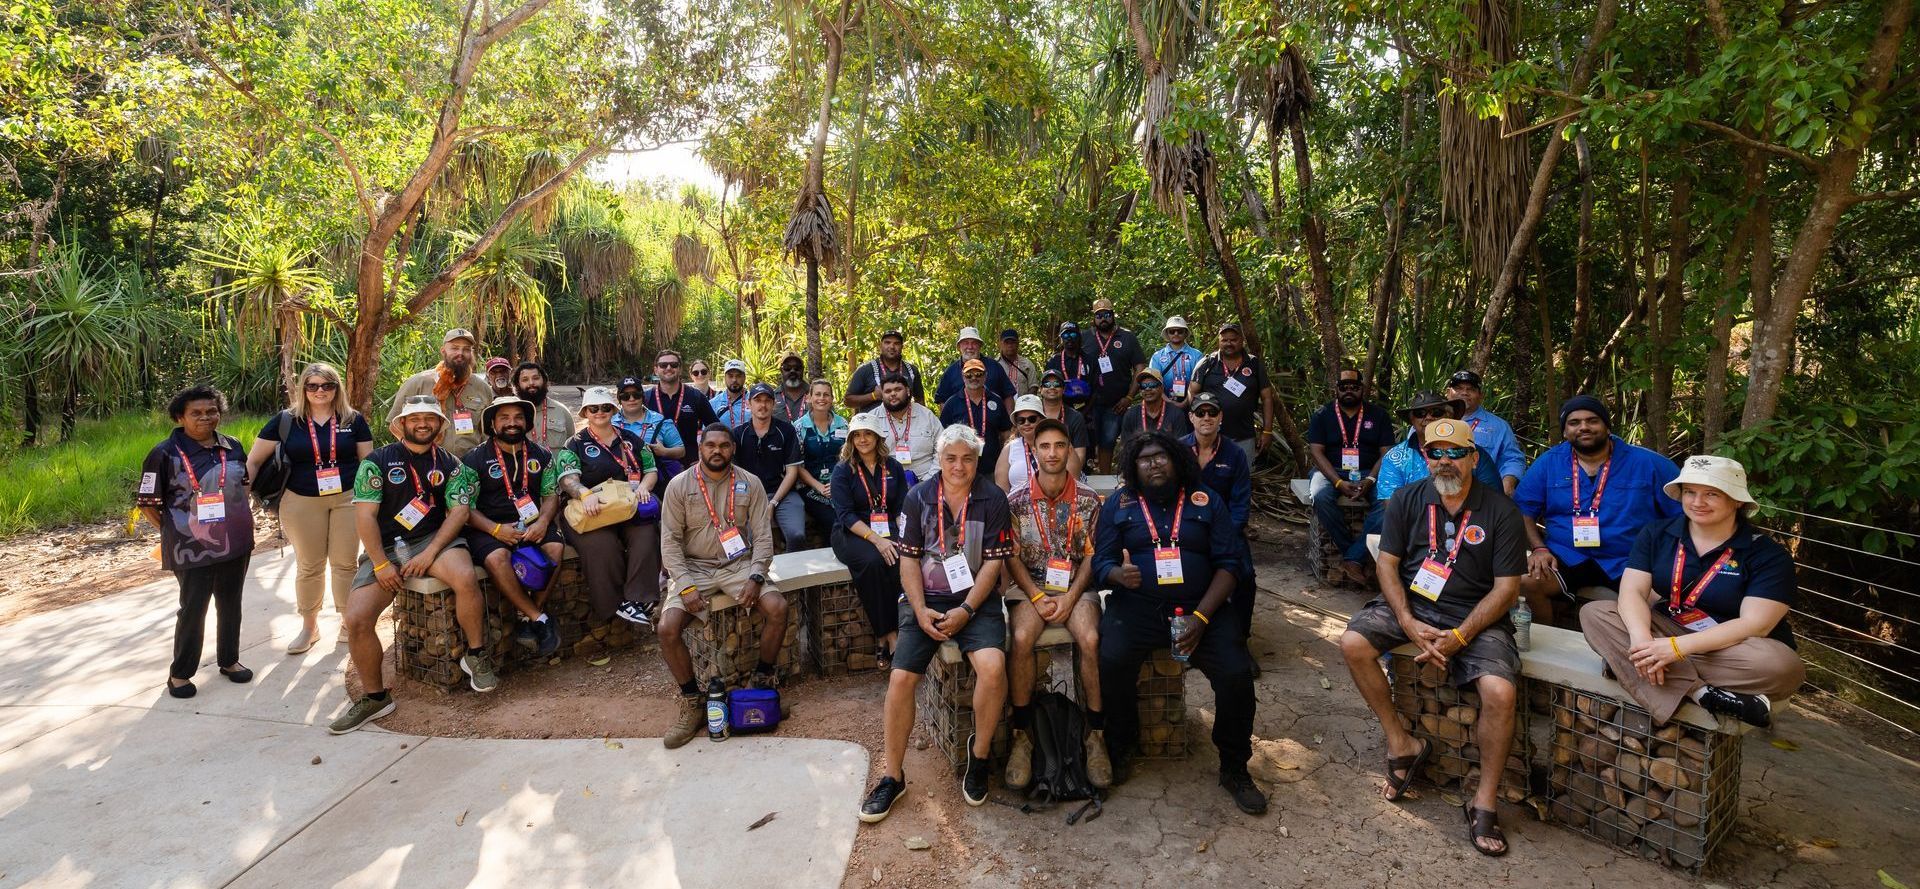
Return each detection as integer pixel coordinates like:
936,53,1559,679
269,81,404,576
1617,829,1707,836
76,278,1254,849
0,547,866,888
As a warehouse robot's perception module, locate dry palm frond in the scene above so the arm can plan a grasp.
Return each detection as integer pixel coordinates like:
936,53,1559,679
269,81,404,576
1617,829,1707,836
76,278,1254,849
1266,43,1316,136
517,150,565,235
616,286,649,353
651,273,686,348
1439,0,1530,284
671,233,713,282
782,188,841,272
566,229,634,303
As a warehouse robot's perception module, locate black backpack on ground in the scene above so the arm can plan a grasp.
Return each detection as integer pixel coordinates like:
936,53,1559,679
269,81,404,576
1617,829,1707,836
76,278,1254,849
1021,690,1103,823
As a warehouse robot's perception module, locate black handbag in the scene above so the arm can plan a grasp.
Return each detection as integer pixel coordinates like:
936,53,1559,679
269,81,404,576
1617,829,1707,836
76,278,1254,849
251,411,295,509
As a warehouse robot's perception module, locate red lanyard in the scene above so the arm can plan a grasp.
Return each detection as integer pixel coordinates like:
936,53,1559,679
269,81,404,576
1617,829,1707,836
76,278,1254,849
651,385,685,425
784,395,804,422
695,469,737,529
537,401,551,441
887,409,912,444
307,416,337,466
1467,415,1482,430
1138,490,1185,549
1670,544,1735,612
855,459,889,510
404,451,439,507
1094,332,1116,378
173,442,227,496
1030,478,1080,558
1141,402,1167,432
591,428,642,478
1222,355,1243,379
1335,407,1360,448
1572,454,1612,516
963,395,986,434
1059,351,1083,379
938,483,970,555
1425,504,1473,570
723,394,746,426
1193,438,1218,469
494,442,530,502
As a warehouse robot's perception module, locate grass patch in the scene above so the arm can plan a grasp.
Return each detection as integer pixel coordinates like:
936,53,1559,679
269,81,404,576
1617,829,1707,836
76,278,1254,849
0,411,270,537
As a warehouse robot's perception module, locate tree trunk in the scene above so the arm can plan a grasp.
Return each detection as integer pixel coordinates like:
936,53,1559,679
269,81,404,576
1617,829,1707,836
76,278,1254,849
20,369,39,447
805,256,822,378
1289,115,1346,383
1469,0,1621,374
1702,149,1764,448
1647,173,1693,453
1568,132,1594,399
61,369,78,442
1367,74,1415,391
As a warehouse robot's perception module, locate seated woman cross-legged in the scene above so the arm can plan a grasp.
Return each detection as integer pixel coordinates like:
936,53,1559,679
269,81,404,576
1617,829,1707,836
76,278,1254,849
1579,455,1804,728
828,412,910,667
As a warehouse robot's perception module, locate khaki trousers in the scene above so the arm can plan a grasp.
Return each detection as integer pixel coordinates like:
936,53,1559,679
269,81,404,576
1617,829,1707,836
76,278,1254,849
279,490,359,617
1580,599,1804,725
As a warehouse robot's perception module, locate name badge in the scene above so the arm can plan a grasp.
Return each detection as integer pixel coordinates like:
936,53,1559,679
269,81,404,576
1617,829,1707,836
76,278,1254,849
1154,546,1183,585
628,470,643,493
869,512,891,538
1671,607,1719,632
1045,557,1072,592
1097,355,1114,374
1340,447,1361,474
314,467,343,495
1410,558,1451,601
943,552,976,592
719,526,747,560
1222,376,1247,397
514,495,540,523
1170,380,1187,398
395,497,431,531
1572,515,1602,548
893,442,912,462
195,493,227,523
452,410,475,434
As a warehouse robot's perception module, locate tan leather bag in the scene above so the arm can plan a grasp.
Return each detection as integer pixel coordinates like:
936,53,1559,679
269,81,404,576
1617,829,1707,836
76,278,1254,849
564,478,638,533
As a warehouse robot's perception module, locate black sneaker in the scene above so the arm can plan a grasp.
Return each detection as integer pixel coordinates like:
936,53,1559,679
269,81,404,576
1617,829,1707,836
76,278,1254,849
615,601,653,628
1696,685,1772,727
962,733,990,806
859,775,906,823
513,620,540,651
535,619,560,656
1220,771,1269,815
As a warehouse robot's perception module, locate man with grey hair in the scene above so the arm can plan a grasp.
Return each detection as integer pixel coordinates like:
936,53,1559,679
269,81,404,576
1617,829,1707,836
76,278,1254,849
859,423,1016,822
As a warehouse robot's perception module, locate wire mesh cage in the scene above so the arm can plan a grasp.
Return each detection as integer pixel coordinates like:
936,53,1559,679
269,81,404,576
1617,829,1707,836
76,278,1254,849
685,592,811,689
808,582,879,676
1385,652,1532,803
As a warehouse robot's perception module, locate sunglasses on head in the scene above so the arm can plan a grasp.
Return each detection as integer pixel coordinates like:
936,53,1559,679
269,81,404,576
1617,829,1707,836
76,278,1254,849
305,381,338,392
1424,446,1472,460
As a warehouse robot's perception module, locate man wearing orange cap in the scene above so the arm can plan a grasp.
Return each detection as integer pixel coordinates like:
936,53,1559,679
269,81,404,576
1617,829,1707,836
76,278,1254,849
940,357,1013,468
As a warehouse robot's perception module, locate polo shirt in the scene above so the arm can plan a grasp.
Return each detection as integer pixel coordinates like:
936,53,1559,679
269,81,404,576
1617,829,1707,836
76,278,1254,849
1191,352,1271,440
1462,407,1529,482
645,383,719,448
897,475,1015,609
777,388,809,424
565,427,656,490
1000,355,1040,395
1513,436,1682,579
1149,344,1206,398
137,428,255,571
1375,429,1503,503
707,387,752,429
1092,485,1243,609
1628,516,1797,647
1038,402,1091,452
846,356,926,404
257,411,373,498
351,442,474,544
613,407,684,453
1121,400,1191,445
795,411,849,483
459,441,575,526
934,356,1016,406
731,417,803,496
1079,325,1148,406
1182,434,1251,532
1306,401,1397,481
939,391,1012,467
1378,478,1529,624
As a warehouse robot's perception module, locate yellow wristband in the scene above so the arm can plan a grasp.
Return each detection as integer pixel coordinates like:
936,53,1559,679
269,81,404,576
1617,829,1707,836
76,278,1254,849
1194,610,1210,625
492,522,504,538
372,561,392,573
1030,593,1046,604
1450,628,1467,646
1669,636,1685,660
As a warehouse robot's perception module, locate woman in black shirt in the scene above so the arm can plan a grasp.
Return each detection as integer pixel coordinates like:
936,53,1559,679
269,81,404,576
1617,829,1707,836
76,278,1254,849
245,362,373,654
828,412,909,666
1580,456,1804,727
561,387,663,629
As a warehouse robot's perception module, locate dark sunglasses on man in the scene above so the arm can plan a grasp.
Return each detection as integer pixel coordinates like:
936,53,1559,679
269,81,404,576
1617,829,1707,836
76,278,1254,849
1336,379,1362,390
1191,407,1222,419
657,360,679,369
1137,380,1161,391
1424,446,1473,461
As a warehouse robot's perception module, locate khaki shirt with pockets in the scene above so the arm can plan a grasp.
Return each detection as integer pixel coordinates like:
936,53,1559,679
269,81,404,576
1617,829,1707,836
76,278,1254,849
661,466,775,590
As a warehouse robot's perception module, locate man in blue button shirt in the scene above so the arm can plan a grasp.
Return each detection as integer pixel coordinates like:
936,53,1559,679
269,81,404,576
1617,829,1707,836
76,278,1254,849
1445,370,1528,495
1513,395,1681,623
1149,315,1206,405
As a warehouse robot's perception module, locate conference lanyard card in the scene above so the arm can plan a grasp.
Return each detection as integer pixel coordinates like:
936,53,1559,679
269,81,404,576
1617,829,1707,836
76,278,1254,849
1154,546,1183,585
1097,355,1114,374
1045,557,1072,592
195,494,226,523
943,552,975,592
1572,516,1602,548
395,497,431,531
893,442,912,462
719,526,747,560
1340,447,1361,473
1410,559,1451,601
452,410,476,435
1672,607,1719,632
515,495,540,524
1222,376,1247,397
869,512,891,538
1170,380,1186,398
314,467,343,495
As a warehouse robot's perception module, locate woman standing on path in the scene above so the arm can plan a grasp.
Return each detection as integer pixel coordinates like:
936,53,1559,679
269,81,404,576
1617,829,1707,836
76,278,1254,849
138,385,256,699
246,362,374,653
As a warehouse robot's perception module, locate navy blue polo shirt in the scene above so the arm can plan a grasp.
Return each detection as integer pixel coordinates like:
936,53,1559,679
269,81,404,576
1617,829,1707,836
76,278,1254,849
1092,485,1243,609
731,417,803,496
1305,401,1396,480
257,411,373,497
939,392,1012,467
1628,516,1798,647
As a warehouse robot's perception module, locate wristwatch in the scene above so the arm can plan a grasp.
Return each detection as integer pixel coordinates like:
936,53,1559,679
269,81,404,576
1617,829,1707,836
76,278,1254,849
749,572,766,585
959,602,977,616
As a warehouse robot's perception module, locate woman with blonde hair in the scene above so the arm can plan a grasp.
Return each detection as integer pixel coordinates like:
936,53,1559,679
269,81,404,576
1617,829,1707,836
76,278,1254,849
246,363,374,653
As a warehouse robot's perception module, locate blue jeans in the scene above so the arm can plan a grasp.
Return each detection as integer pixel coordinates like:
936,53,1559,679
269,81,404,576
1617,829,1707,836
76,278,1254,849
1313,474,1383,564
1088,403,1123,452
771,495,806,552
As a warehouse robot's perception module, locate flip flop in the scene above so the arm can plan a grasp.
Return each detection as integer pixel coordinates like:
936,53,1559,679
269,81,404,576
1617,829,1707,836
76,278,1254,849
1465,804,1508,856
1383,737,1431,801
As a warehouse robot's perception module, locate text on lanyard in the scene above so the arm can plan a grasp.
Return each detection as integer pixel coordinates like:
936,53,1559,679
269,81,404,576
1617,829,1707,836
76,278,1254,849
1409,504,1473,601
938,483,976,591
1138,491,1186,585
495,442,540,523
309,416,343,494
1094,331,1117,376
1336,407,1362,475
857,461,891,537
1571,454,1612,548
393,451,440,531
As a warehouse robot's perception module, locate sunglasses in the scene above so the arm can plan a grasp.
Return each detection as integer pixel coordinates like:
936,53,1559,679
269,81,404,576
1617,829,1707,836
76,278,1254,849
1015,414,1040,424
1336,380,1362,389
1137,380,1161,390
584,405,615,415
618,391,644,401
1094,311,1115,319
964,372,985,379
657,361,679,369
1040,381,1064,389
1409,408,1449,419
690,368,709,376
304,381,338,392
1424,446,1472,460
1192,408,1221,418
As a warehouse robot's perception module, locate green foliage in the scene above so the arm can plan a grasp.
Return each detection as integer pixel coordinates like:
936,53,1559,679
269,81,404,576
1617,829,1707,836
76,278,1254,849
1719,387,1920,553
0,411,268,535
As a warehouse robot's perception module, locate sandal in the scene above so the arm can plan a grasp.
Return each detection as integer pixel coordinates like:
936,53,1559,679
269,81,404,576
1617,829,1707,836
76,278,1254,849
1383,738,1431,801
875,645,892,671
1464,804,1509,857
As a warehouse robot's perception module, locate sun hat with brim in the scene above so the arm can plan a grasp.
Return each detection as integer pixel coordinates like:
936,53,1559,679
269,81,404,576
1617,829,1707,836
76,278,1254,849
390,395,447,435
1664,455,1755,504
1164,316,1189,332
1397,390,1466,423
956,327,984,345
1423,418,1475,449
481,395,534,432
1012,394,1044,417
848,412,888,440
577,387,618,416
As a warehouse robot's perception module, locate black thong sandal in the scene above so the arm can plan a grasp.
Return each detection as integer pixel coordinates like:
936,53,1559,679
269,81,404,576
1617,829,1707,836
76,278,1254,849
1383,738,1431,801
1465,804,1509,857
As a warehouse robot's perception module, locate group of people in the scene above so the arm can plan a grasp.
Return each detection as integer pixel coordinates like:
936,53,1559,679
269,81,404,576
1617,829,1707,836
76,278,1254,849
138,312,1806,850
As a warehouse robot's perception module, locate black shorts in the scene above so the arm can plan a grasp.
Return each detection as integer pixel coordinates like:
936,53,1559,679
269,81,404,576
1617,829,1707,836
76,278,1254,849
1344,599,1519,688
465,522,565,565
892,599,1007,675
1556,557,1620,598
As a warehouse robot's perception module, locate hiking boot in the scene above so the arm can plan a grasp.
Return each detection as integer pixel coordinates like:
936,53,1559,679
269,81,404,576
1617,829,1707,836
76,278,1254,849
1696,685,1772,727
859,775,907,824
328,694,396,735
1084,728,1114,788
460,650,499,693
1220,771,1268,815
535,619,560,657
513,620,539,651
615,601,653,629
962,733,990,806
751,669,780,691
1004,729,1034,790
664,694,704,749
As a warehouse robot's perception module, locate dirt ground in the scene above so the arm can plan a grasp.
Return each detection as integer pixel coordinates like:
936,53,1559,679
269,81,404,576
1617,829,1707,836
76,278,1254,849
0,511,284,627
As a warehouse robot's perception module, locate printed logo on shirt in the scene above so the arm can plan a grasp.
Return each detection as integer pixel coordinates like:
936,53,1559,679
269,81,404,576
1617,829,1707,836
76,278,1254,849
388,466,408,485
735,481,748,493
1190,490,1210,507
138,472,157,494
526,459,541,473
1462,524,1486,545
488,462,505,479
427,469,445,486
1240,366,1251,377
1364,421,1374,429
585,445,602,458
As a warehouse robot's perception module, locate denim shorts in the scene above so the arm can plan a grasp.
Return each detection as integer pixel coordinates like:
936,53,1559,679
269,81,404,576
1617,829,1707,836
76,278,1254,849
891,599,1007,675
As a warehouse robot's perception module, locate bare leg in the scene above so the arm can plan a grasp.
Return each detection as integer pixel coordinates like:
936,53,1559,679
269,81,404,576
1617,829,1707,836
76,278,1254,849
968,648,1008,758
756,591,789,664
1519,573,1558,625
431,548,487,650
1007,603,1043,708
1470,675,1516,854
481,549,543,621
880,669,920,780
1067,597,1103,712
1339,631,1421,797
343,584,396,694
658,608,695,685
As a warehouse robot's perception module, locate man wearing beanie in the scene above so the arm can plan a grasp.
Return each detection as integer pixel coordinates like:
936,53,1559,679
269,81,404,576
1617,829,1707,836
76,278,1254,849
1512,395,1682,624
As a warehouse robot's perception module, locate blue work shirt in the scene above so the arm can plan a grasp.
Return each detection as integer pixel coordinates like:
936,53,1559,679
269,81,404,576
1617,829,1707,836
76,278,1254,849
1513,435,1682,578
1150,344,1206,397
1375,429,1502,503
1181,434,1251,532
933,357,1016,406
613,407,683,452
1462,407,1529,483
1093,485,1243,609
707,388,752,428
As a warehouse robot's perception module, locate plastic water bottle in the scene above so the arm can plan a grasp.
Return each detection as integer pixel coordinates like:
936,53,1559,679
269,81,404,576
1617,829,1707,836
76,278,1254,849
392,536,411,565
1169,608,1196,663
1512,598,1533,652
705,677,730,741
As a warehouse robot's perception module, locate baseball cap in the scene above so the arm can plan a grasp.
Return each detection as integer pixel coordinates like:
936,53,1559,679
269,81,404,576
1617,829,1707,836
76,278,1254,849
1217,321,1242,334
722,359,748,374
485,357,511,372
1092,298,1115,313
956,326,984,345
1423,418,1476,449
999,328,1020,342
962,358,987,374
1040,367,1065,382
444,327,477,345
1448,369,1483,389
1188,392,1224,413
778,350,803,366
617,376,645,393
880,328,905,341
1664,455,1755,504
1058,321,1080,336
747,382,778,400
1135,366,1163,384
1012,394,1044,416
1163,316,1189,332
